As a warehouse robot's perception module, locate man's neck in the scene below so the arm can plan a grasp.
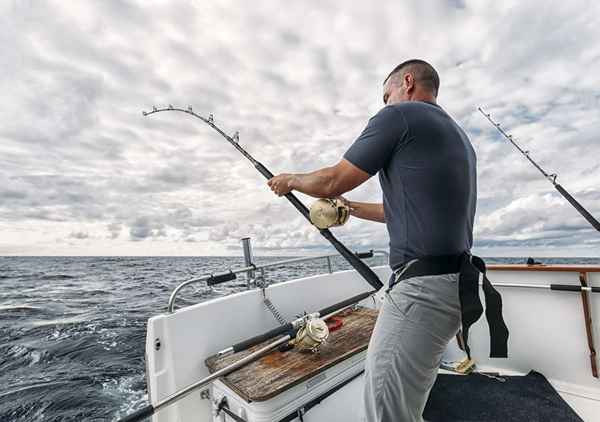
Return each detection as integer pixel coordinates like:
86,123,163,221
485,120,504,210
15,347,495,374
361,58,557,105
408,93,436,104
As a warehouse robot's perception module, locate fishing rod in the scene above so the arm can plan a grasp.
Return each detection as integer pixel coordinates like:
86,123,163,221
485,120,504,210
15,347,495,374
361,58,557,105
478,107,600,232
116,290,374,422
142,105,383,290
215,289,375,358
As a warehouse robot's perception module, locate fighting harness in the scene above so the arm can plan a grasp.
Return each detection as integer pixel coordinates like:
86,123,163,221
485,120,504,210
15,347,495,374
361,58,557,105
390,252,509,359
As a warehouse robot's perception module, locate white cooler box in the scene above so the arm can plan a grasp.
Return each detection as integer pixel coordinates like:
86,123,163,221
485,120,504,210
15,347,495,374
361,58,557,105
211,351,365,422
206,307,378,422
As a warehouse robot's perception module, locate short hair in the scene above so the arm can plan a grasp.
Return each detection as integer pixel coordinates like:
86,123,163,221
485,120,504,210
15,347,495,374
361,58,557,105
383,59,440,96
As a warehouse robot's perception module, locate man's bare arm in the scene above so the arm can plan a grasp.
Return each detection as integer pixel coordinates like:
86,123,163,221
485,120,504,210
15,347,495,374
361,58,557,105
268,159,371,198
346,201,385,223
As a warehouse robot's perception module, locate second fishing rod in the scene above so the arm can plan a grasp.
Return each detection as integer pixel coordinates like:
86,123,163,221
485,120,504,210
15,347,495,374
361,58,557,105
479,107,600,233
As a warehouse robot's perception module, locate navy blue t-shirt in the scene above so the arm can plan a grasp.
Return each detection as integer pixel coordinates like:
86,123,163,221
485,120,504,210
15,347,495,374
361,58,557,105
343,101,476,268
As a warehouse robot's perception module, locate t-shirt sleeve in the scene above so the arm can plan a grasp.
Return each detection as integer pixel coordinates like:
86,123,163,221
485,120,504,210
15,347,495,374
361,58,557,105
343,106,407,176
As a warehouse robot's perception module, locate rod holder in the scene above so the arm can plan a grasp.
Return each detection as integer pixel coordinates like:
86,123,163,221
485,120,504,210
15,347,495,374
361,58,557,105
241,237,255,280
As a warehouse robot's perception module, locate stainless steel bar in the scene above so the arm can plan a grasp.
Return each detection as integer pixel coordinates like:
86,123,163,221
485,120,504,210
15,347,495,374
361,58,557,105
154,335,291,415
167,249,389,313
168,266,256,313
256,250,388,271
326,256,333,273
489,282,549,289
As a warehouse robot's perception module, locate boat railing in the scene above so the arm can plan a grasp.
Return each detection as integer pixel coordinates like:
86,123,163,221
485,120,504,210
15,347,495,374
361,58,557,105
167,244,390,313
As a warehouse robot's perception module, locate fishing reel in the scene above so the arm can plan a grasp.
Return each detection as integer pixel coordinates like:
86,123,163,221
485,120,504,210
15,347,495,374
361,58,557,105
290,316,330,352
309,198,350,229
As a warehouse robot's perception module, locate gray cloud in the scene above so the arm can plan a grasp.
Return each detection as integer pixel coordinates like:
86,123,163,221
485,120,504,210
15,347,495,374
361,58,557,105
128,216,166,241
107,222,122,239
69,231,90,240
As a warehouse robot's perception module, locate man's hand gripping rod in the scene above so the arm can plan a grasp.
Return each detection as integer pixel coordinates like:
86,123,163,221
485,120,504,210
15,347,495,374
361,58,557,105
142,105,384,290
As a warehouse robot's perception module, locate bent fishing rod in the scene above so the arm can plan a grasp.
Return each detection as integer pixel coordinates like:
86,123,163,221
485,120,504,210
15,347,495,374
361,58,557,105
478,107,600,232
116,290,375,422
142,105,383,290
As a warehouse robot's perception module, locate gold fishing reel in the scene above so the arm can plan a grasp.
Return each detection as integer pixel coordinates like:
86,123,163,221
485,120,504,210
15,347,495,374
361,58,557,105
309,198,350,229
291,316,329,352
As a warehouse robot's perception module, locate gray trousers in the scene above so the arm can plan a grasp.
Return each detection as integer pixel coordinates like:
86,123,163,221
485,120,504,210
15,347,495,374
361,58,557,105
363,273,461,422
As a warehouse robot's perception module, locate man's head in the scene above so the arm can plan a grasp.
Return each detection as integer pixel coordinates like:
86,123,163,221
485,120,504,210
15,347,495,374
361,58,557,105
382,59,439,105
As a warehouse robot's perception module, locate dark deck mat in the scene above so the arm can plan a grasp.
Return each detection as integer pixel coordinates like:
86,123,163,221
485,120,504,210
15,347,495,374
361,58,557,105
423,371,583,422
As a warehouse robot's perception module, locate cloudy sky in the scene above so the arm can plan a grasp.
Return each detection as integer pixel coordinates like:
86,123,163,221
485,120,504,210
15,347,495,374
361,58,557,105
1,0,599,257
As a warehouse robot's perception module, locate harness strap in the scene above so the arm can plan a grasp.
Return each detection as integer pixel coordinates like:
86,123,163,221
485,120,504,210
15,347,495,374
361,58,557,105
392,253,509,359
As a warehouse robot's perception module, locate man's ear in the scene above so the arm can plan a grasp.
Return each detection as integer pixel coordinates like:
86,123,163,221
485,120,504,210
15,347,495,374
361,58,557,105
404,73,414,92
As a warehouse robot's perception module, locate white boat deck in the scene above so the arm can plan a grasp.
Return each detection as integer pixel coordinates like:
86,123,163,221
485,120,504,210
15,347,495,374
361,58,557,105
144,263,600,421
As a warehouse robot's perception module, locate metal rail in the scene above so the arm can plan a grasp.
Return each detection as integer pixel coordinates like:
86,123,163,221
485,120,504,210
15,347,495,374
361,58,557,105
167,249,390,313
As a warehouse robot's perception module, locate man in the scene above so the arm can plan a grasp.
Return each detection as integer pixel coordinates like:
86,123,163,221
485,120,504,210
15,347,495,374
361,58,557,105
268,59,476,422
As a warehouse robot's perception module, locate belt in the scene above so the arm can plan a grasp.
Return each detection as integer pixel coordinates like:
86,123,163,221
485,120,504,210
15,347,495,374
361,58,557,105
389,254,463,290
389,252,509,359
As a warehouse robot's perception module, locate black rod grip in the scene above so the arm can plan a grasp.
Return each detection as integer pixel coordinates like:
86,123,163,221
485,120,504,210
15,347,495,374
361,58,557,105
254,161,274,179
232,323,294,353
555,184,600,232
117,404,154,422
356,250,374,259
551,284,582,292
317,290,375,317
206,272,237,286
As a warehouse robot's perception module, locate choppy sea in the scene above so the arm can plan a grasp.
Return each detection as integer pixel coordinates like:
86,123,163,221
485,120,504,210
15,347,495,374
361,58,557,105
1,255,599,421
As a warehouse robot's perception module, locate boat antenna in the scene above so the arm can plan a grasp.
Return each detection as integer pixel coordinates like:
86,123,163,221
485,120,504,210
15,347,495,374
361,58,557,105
142,105,383,290
478,107,600,232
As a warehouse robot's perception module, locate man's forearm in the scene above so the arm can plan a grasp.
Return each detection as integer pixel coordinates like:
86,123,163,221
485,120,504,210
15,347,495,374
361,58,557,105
347,201,385,223
269,159,371,198
290,167,341,198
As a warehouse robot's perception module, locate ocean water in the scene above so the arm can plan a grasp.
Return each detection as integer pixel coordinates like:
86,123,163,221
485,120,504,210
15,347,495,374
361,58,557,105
1,255,599,421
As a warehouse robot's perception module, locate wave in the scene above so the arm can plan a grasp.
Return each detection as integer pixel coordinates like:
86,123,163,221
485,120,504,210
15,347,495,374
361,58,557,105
0,304,47,313
40,274,77,280
28,314,90,328
0,380,72,400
